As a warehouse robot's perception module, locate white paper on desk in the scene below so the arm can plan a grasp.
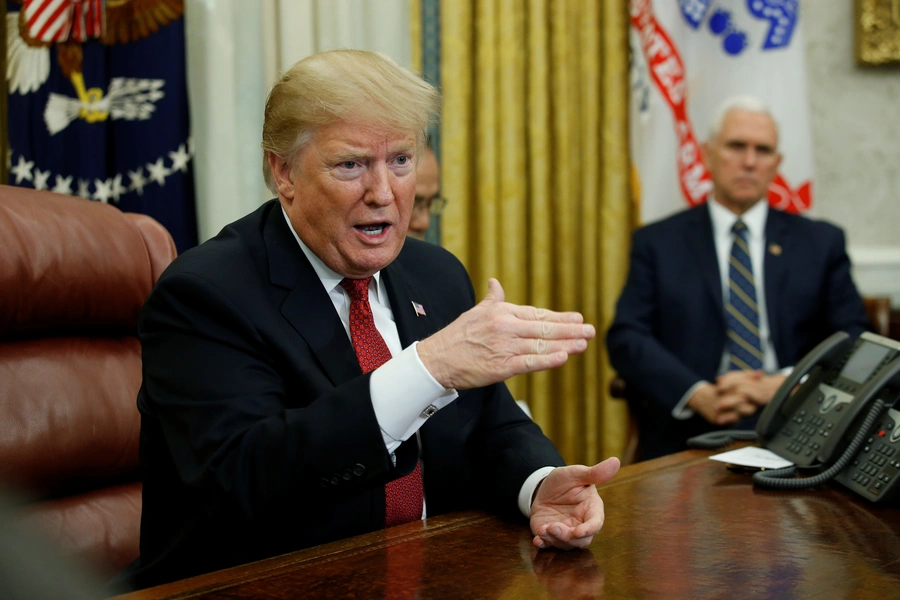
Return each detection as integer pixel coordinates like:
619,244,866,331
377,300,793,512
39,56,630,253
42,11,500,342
709,446,794,469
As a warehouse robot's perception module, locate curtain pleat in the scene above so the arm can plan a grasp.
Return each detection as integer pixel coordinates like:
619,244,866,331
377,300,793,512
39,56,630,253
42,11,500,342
441,0,632,465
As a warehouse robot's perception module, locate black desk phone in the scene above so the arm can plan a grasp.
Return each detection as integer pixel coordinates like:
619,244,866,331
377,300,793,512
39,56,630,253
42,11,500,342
690,331,900,503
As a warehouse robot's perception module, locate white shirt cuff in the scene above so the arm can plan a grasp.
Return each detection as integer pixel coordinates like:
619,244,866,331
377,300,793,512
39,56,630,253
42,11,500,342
672,381,710,420
518,466,557,518
370,341,458,454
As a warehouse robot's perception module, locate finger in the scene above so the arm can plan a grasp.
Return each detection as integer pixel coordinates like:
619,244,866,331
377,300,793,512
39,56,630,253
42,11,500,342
714,392,750,412
563,531,596,549
515,320,596,342
588,457,621,485
734,401,758,417
481,278,505,304
510,304,586,324
715,379,737,394
539,525,587,550
519,351,570,374
550,458,620,489
572,519,604,540
524,337,589,357
715,371,749,392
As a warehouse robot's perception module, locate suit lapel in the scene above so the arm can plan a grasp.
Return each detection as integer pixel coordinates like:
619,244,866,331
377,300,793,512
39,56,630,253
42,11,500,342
381,258,437,348
381,250,463,470
764,209,789,357
264,206,361,386
685,205,724,323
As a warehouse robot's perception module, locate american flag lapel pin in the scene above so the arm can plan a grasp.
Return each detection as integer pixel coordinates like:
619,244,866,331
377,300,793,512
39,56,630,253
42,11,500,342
769,243,782,256
411,301,426,317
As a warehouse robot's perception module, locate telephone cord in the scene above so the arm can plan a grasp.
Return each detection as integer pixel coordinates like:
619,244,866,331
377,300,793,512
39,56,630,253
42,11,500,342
752,399,887,490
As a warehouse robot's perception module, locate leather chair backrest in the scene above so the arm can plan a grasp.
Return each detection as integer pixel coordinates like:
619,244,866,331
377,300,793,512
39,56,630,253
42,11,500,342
0,185,177,577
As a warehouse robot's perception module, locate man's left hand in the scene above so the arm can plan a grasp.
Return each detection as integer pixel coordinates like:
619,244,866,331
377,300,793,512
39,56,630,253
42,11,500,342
716,371,787,406
530,457,621,550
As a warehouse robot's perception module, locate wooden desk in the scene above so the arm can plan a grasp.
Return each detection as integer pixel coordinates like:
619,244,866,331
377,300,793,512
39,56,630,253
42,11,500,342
114,450,900,599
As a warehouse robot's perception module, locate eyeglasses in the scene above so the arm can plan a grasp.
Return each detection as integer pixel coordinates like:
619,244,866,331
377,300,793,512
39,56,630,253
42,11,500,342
413,195,448,216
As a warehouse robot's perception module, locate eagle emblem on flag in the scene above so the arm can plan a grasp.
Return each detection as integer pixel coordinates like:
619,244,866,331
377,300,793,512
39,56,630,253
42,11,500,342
5,0,198,252
8,0,182,134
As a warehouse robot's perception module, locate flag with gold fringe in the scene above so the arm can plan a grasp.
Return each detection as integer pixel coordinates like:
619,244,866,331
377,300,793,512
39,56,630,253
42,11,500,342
6,0,196,252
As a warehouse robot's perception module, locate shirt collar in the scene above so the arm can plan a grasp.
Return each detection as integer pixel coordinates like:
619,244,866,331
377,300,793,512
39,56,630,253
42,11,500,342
281,206,384,298
707,196,768,241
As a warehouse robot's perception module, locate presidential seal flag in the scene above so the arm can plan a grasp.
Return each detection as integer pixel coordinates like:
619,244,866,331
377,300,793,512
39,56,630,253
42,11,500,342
5,0,197,252
629,0,813,225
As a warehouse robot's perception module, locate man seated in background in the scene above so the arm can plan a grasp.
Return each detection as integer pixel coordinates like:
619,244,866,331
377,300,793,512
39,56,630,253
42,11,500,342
408,144,443,240
606,95,870,462
128,49,620,590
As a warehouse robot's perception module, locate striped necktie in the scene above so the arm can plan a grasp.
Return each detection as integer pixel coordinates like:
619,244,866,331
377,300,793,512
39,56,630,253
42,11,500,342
725,220,764,371
340,277,424,527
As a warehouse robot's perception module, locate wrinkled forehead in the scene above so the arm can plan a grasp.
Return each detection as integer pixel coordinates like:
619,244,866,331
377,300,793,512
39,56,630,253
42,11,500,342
298,120,419,160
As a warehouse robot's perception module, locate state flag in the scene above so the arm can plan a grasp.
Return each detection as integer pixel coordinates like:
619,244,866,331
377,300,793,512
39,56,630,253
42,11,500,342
629,0,813,224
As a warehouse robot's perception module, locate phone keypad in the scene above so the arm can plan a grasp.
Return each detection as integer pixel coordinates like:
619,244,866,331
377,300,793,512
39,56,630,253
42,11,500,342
840,417,899,500
779,410,826,459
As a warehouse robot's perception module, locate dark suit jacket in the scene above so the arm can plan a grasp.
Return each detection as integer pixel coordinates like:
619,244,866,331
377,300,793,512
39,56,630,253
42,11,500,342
131,200,564,589
606,204,870,461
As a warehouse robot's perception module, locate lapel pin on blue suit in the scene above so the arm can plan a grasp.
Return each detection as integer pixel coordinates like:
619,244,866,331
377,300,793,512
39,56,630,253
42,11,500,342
412,301,427,317
769,244,782,256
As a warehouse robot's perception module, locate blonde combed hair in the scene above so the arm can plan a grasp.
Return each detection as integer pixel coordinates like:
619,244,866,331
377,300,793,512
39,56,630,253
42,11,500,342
261,49,441,193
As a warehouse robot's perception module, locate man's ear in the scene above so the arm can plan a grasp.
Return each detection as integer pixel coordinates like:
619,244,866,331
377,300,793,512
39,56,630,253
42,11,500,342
700,140,711,169
267,152,296,201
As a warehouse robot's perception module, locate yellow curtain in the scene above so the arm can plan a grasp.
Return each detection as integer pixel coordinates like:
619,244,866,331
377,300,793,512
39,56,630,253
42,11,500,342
441,0,634,466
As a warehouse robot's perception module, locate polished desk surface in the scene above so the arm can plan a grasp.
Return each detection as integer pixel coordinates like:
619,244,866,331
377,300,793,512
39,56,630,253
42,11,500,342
114,449,900,599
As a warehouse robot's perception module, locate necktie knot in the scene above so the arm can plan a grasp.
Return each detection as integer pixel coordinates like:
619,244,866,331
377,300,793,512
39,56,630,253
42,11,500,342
732,219,748,237
340,277,372,302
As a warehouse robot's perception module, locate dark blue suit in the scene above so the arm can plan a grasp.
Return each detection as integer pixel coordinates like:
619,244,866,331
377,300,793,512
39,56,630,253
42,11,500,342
606,204,870,461
130,200,565,589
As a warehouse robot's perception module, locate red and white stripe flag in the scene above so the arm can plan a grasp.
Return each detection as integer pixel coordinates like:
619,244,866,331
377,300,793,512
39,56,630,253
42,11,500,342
23,0,104,43
629,0,813,224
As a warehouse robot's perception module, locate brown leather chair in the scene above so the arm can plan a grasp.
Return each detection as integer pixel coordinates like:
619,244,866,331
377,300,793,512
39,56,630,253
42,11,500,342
863,296,891,338
610,295,895,464
0,185,176,579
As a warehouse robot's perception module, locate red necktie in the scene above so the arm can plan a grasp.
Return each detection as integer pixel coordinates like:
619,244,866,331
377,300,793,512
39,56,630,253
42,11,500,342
340,277,424,527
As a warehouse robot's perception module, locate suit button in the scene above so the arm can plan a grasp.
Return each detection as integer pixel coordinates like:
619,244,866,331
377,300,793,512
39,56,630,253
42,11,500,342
353,463,365,477
330,474,341,485
342,469,352,481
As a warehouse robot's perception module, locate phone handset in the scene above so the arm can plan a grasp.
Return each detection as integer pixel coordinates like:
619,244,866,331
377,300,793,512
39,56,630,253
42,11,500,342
755,331,851,444
753,354,900,491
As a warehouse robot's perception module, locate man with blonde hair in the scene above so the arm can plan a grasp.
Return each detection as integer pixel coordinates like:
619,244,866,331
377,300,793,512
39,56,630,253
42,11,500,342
130,50,620,589
607,95,870,461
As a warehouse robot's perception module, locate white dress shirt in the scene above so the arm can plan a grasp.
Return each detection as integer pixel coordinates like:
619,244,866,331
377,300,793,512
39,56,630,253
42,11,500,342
282,209,552,516
673,198,787,419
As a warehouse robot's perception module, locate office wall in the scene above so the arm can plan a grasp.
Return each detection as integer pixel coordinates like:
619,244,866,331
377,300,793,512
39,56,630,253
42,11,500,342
802,1,900,305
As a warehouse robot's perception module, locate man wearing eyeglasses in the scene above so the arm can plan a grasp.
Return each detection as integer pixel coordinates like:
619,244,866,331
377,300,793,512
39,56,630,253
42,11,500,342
408,145,446,240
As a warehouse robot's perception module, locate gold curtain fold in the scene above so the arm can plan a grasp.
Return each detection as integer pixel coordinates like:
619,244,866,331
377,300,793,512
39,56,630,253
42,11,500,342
441,0,634,465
